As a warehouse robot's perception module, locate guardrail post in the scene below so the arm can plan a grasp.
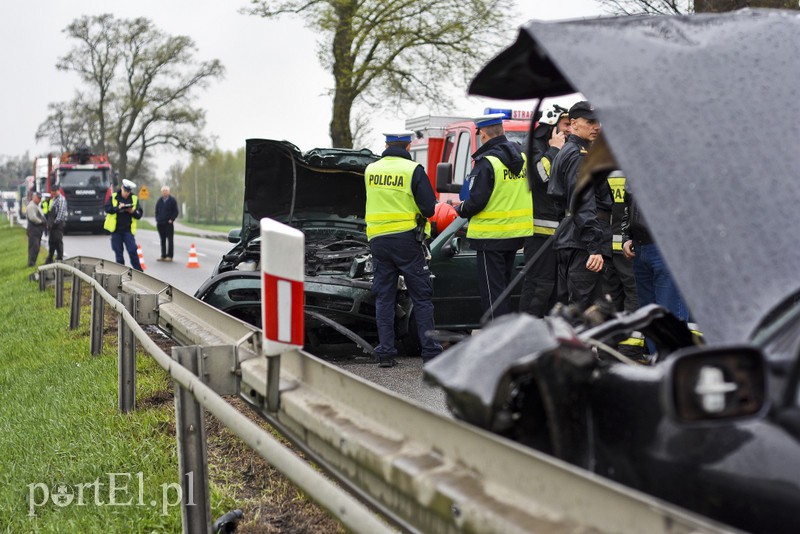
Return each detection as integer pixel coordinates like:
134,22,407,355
118,292,136,413
90,273,105,356
55,267,64,308
69,275,82,330
38,269,47,291
260,218,305,413
172,346,212,534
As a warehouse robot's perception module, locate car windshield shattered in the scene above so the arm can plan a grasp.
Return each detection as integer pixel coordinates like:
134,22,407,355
422,9,800,534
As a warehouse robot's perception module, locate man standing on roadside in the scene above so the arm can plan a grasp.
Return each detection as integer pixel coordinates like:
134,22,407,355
104,179,143,271
549,101,612,310
365,131,442,368
26,191,46,267
454,113,531,320
44,187,67,264
155,186,179,262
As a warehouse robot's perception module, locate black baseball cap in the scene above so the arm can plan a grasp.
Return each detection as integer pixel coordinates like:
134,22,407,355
569,101,598,121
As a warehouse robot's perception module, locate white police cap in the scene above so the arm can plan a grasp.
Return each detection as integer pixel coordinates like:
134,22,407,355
122,179,136,191
383,131,415,143
473,113,506,129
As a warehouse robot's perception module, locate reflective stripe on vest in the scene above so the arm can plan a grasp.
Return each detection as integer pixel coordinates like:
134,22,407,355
103,194,139,234
534,217,559,236
613,234,623,251
467,154,533,239
364,157,422,240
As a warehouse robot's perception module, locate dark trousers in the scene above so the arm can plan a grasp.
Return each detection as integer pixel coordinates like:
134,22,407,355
519,235,557,317
46,222,65,263
603,252,638,313
476,248,517,321
556,248,604,311
27,224,44,266
111,232,143,271
370,233,442,358
157,222,174,258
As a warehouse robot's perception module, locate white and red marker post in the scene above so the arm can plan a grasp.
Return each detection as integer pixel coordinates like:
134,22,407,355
260,218,305,410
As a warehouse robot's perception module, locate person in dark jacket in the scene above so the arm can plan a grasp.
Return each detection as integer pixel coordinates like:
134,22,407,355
104,179,143,271
44,187,67,265
519,105,570,317
365,131,442,367
155,186,179,262
621,186,689,353
454,113,531,320
549,101,612,310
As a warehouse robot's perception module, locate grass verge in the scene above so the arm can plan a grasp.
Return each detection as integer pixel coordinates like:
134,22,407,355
0,224,341,533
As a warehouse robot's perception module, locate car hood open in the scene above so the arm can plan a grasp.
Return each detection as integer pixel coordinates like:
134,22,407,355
245,138,378,223
470,9,800,344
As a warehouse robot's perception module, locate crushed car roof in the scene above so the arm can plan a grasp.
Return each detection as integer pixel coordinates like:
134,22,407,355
470,9,800,344
245,138,378,222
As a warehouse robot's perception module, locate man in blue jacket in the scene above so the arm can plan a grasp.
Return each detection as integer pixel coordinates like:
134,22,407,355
155,186,179,262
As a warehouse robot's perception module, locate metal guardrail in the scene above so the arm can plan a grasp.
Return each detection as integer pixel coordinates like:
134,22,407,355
37,257,738,534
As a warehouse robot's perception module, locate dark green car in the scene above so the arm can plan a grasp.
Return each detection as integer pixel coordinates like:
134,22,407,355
195,138,523,355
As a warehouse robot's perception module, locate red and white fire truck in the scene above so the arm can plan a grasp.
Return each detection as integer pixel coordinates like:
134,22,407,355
405,108,532,204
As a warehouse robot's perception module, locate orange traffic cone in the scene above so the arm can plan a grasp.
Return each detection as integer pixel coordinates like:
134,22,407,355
137,244,147,271
187,243,200,268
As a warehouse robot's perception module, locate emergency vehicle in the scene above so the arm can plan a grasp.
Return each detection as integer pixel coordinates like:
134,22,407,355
405,108,532,204
37,147,115,233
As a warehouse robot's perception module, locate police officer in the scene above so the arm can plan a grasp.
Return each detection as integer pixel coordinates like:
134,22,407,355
104,179,143,271
519,105,571,317
365,132,442,368
40,192,51,238
454,113,531,320
549,101,612,310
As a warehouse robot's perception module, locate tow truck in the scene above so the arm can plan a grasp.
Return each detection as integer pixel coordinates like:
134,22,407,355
37,147,115,233
405,108,532,203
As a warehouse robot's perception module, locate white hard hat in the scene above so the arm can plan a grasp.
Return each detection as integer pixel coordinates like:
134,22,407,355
538,105,568,126
122,179,136,191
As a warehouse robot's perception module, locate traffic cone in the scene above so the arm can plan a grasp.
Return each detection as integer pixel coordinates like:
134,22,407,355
187,243,200,268
137,244,147,271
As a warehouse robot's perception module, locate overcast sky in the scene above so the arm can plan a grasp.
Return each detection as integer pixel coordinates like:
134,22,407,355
0,0,606,179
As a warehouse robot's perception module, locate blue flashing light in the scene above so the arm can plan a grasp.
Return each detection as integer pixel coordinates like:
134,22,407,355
483,107,512,119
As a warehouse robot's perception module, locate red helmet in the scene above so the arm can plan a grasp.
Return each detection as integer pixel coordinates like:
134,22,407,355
429,202,458,236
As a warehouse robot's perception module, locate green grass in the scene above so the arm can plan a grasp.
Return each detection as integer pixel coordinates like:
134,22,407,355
0,225,235,532
136,219,157,232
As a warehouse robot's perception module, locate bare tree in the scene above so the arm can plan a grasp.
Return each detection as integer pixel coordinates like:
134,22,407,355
243,0,515,148
37,15,224,182
596,0,798,15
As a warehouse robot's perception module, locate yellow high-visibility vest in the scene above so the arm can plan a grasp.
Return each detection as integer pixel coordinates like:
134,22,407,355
104,194,139,234
467,154,533,239
364,157,428,240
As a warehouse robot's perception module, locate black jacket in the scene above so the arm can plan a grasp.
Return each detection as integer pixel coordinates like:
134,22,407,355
455,135,527,251
526,125,562,233
550,134,613,256
155,195,179,224
620,189,654,245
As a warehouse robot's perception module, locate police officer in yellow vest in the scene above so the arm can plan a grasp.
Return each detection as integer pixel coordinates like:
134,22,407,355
104,179,143,271
40,192,51,237
453,113,532,320
365,131,442,368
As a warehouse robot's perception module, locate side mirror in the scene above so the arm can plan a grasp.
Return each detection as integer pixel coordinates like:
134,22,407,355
227,228,241,244
436,162,460,194
442,236,461,257
662,345,768,425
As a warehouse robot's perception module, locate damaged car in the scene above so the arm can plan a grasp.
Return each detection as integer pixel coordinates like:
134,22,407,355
425,9,800,534
195,139,523,356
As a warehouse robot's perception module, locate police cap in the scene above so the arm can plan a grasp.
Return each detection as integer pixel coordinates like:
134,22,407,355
41,192,51,199
383,131,414,143
473,113,506,129
569,101,598,121
122,179,136,191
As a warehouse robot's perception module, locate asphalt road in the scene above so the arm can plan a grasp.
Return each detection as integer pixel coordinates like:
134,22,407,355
59,229,233,295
